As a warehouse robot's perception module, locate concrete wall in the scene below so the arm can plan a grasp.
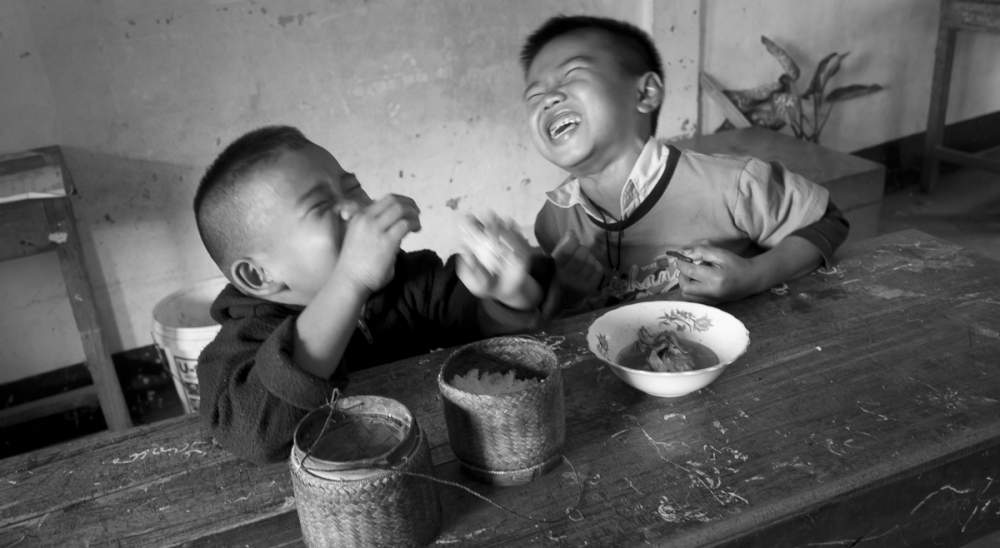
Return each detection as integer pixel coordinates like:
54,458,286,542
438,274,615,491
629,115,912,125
0,0,78,381
701,0,1000,151
0,0,700,383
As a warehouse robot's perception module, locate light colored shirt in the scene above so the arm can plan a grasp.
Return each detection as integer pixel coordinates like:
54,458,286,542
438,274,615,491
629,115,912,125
535,139,830,305
544,139,671,221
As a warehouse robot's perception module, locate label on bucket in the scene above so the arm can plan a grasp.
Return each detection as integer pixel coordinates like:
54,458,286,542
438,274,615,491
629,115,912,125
177,357,200,404
155,346,203,414
174,356,198,382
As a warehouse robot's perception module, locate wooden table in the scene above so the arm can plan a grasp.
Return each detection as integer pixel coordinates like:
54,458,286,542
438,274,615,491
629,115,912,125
2,229,999,547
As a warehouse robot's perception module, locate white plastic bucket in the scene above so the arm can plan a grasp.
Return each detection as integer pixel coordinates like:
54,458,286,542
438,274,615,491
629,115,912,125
151,277,228,414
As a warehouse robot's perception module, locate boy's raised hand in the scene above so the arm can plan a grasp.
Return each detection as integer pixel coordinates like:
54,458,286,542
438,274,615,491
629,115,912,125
551,232,604,296
456,213,542,311
335,194,421,295
674,244,760,303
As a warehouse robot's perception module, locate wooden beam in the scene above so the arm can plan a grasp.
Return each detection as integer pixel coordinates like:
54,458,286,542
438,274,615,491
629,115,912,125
700,72,752,129
0,147,66,203
0,385,98,427
945,0,1000,33
936,146,1000,174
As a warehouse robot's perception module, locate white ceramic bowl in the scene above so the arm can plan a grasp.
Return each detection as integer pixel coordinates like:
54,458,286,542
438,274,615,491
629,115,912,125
586,301,750,397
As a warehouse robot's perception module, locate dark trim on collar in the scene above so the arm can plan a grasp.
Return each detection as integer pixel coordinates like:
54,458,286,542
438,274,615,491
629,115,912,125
588,145,681,232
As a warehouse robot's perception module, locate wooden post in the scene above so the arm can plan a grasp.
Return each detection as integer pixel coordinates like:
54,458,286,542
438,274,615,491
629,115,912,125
921,0,958,193
41,195,132,431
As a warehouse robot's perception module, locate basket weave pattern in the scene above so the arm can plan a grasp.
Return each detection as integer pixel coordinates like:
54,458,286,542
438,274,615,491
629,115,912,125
290,404,441,547
438,336,565,484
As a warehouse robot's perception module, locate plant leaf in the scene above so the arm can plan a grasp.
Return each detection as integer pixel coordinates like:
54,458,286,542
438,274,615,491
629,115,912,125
825,84,884,102
761,35,800,81
747,101,786,130
723,89,766,111
803,52,838,99
821,52,849,91
727,80,785,102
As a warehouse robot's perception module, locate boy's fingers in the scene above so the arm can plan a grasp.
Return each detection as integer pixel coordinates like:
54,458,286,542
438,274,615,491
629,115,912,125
678,273,712,301
682,244,729,265
476,211,504,234
385,215,419,244
456,251,494,284
501,225,530,255
369,194,421,219
675,260,718,283
368,197,421,233
367,193,403,212
675,259,698,278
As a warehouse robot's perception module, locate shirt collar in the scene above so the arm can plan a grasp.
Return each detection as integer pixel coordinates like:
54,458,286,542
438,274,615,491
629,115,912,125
544,138,672,220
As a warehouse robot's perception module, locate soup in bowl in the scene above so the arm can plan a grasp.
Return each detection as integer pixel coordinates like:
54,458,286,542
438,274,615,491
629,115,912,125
586,301,750,397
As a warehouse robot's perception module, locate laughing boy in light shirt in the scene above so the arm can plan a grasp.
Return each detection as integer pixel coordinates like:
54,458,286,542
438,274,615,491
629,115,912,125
520,15,849,311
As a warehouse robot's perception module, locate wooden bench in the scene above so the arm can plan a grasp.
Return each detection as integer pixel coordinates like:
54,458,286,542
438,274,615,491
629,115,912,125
0,146,131,431
677,127,886,243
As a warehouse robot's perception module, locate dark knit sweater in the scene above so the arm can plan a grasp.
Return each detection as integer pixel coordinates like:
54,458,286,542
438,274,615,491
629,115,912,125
197,250,556,464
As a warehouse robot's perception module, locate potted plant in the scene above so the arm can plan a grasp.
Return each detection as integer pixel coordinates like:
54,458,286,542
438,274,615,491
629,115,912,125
717,36,883,143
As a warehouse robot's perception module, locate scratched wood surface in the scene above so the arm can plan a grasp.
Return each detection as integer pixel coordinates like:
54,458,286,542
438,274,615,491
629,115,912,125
1,229,998,547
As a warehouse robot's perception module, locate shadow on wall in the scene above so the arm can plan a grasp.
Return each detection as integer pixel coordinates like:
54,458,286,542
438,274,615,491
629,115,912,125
0,147,219,370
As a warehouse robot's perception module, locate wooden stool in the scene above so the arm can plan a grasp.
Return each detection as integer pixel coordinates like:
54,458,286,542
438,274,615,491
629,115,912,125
677,127,886,243
0,146,132,431
921,0,1000,192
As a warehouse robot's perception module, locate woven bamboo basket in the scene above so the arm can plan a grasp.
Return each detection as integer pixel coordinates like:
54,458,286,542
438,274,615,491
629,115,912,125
289,395,440,547
438,336,565,486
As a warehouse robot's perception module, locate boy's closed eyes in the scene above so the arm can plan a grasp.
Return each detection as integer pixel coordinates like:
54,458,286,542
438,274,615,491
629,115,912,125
523,58,594,104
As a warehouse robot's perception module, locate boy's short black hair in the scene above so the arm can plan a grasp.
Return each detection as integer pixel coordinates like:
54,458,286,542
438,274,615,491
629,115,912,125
193,125,311,271
519,15,664,134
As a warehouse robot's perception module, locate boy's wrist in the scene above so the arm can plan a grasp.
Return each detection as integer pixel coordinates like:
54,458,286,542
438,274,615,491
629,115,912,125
747,255,777,295
330,263,377,300
748,239,824,296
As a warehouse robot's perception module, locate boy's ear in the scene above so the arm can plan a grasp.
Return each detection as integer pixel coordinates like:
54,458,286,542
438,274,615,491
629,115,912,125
636,72,664,114
230,258,284,298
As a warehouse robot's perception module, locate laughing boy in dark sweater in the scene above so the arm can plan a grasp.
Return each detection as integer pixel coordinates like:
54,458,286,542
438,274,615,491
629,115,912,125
193,125,558,463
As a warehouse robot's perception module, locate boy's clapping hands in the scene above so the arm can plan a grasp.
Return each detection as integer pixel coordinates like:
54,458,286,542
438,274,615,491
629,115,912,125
457,213,542,311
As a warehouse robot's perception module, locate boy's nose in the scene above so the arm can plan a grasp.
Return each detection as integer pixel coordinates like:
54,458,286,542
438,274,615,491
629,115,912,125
542,90,566,109
336,201,362,221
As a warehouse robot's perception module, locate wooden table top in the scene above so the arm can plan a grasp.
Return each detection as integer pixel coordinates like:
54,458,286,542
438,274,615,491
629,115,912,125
2,229,999,547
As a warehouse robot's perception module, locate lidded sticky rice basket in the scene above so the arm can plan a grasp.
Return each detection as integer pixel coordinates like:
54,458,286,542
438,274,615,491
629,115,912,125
289,395,440,548
438,336,565,486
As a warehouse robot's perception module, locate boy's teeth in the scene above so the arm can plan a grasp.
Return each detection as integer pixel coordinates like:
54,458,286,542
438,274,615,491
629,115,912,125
548,114,581,139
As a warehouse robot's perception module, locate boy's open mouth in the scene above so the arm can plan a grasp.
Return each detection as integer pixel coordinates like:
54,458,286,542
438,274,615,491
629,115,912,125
546,112,581,141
